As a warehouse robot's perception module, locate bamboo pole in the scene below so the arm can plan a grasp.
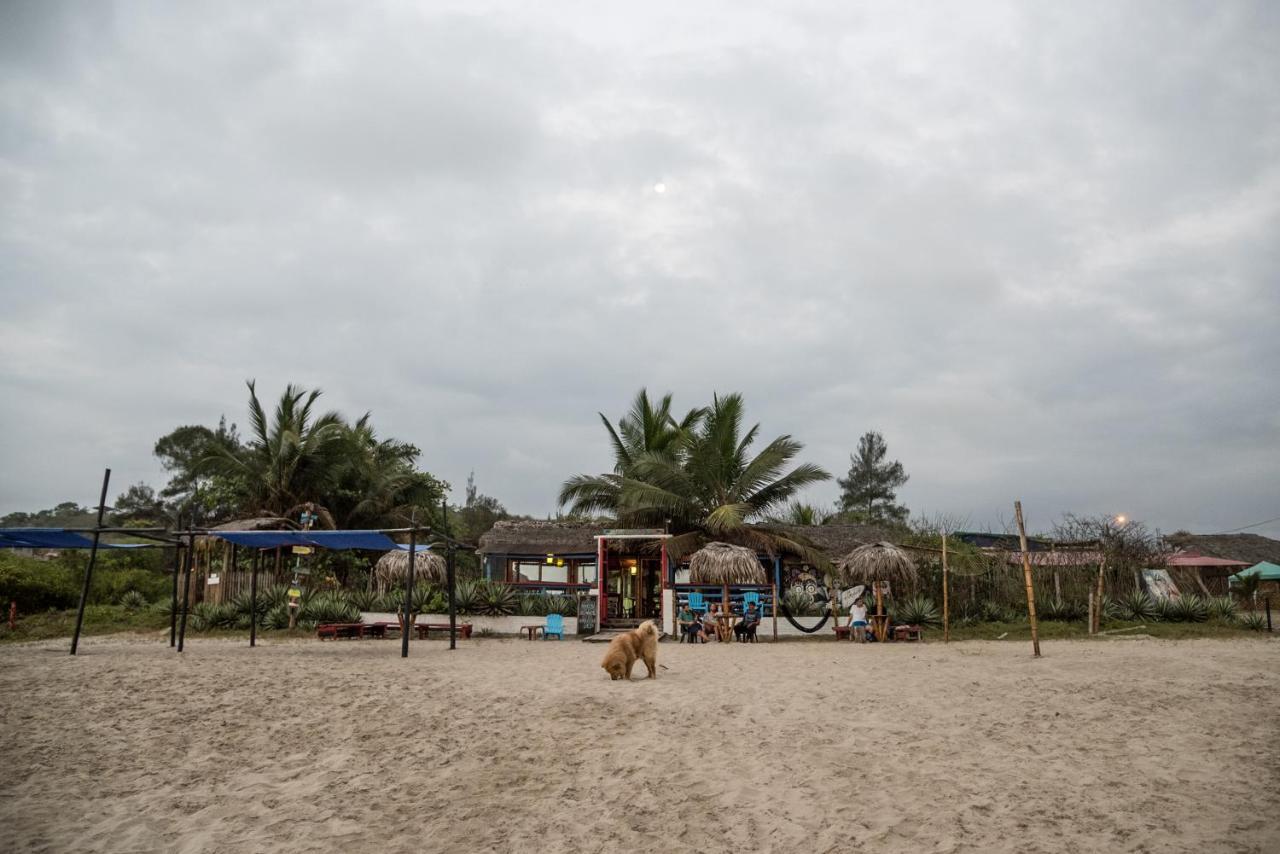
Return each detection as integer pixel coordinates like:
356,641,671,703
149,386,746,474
70,468,111,655
1094,555,1107,634
771,583,778,641
1013,500,1042,658
942,531,950,643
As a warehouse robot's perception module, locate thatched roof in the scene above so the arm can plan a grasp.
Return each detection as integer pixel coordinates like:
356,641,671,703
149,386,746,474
374,549,446,590
1166,533,1280,566
770,523,894,561
835,541,918,586
688,542,767,585
477,520,604,555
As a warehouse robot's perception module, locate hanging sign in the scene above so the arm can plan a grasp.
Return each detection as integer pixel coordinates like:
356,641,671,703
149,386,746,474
292,546,313,555
287,587,302,599
206,573,221,586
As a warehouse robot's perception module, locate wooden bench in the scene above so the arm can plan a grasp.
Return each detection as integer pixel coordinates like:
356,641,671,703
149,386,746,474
833,624,853,641
414,623,473,640
317,623,364,640
893,625,924,643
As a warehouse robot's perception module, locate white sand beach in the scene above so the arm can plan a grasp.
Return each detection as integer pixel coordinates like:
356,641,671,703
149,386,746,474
1,636,1277,854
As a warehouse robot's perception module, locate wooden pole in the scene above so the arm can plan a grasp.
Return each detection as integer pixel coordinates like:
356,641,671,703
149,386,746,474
1013,500,1041,657
169,519,181,648
1094,555,1106,634
942,531,950,643
771,582,778,641
249,548,260,647
445,499,457,650
177,532,194,652
400,522,416,658
70,468,111,655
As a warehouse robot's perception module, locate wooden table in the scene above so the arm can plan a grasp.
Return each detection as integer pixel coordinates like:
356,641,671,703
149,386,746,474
415,623,474,640
520,624,544,640
714,613,738,643
871,614,891,642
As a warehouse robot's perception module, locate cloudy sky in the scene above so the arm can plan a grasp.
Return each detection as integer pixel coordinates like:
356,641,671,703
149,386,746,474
2,1,1277,536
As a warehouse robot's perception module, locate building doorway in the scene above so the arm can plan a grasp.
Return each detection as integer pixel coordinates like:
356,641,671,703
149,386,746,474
605,556,661,621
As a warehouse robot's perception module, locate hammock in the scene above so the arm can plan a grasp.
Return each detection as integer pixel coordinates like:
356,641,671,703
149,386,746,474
779,599,832,633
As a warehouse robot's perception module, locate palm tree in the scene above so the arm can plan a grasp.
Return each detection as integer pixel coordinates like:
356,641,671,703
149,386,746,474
566,392,831,560
329,415,445,529
766,501,832,526
206,381,349,522
558,389,703,519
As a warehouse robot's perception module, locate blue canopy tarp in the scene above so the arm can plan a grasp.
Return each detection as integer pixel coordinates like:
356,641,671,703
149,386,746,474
1232,561,1280,582
394,543,433,552
211,530,398,551
0,529,98,549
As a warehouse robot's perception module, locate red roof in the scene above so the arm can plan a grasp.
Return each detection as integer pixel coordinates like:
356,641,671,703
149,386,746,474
1167,551,1249,568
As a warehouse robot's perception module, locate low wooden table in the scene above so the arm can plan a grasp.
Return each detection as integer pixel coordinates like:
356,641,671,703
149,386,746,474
893,624,924,642
414,623,473,640
871,614,891,642
317,623,364,640
714,613,738,643
520,624,544,640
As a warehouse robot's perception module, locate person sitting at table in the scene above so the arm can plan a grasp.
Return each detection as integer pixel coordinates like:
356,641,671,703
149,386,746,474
733,601,761,641
704,602,725,641
677,604,703,643
849,595,869,643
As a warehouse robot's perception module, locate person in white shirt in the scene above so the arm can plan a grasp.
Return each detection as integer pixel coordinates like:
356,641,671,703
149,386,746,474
849,596,869,643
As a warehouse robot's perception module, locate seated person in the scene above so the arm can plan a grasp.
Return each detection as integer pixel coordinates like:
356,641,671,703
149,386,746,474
850,596,868,642
677,603,696,637
733,602,761,640
704,602,724,641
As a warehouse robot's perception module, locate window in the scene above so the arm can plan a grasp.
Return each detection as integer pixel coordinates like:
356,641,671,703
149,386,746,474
542,563,568,584
575,561,597,586
512,561,542,583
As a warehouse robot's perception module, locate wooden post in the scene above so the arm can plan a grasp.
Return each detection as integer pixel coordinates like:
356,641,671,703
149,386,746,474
249,548,260,648
401,523,416,659
1092,554,1107,634
70,468,111,655
771,582,778,641
1013,500,1041,658
942,531,950,643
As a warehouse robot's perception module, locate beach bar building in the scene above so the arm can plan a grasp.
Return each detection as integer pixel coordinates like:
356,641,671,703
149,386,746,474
478,520,891,635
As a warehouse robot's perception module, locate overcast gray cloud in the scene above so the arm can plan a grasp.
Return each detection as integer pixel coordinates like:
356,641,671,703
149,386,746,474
2,0,1278,536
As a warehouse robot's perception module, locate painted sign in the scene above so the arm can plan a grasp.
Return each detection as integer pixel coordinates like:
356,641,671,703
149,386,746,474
206,573,220,586
291,546,313,555
1141,569,1181,601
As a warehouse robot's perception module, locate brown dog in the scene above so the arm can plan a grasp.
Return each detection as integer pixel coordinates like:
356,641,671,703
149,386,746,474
600,620,660,681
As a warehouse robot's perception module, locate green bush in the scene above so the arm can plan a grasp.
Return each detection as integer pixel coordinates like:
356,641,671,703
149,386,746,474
0,554,79,611
782,589,820,616
546,594,577,616
94,568,171,606
262,603,291,630
349,589,381,612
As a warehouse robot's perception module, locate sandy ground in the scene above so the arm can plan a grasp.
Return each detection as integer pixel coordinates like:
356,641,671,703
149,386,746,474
1,635,1277,854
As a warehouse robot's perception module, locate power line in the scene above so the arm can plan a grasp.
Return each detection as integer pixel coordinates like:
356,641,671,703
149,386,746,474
1208,514,1280,535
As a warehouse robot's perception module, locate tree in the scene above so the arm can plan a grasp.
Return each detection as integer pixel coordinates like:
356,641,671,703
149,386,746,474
558,389,704,518
204,381,349,521
563,391,832,560
113,483,166,526
766,501,831,526
836,431,909,525
154,418,244,522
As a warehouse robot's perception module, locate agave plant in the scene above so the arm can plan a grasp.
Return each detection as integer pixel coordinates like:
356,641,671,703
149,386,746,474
1161,594,1208,623
1237,611,1267,632
1207,596,1238,622
518,595,546,616
119,590,149,611
478,582,518,616
980,600,1018,624
190,602,238,631
263,603,291,630
1038,597,1086,622
349,589,382,612
782,588,819,617
300,592,360,624
892,594,941,627
452,580,483,615
546,595,577,616
1114,591,1160,622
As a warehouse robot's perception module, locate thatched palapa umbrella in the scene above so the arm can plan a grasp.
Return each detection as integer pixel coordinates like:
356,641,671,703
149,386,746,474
374,547,446,593
835,542,917,631
688,542,766,610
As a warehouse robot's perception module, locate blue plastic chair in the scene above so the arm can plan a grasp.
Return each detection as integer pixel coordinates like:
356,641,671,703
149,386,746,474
688,592,706,613
544,613,564,640
742,591,761,611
